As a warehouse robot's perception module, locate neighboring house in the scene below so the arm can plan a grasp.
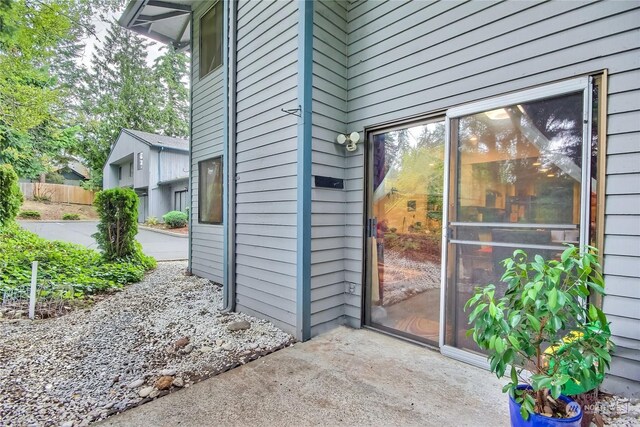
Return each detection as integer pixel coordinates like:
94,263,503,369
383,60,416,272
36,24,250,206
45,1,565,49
120,1,640,396
103,129,189,223
55,159,90,186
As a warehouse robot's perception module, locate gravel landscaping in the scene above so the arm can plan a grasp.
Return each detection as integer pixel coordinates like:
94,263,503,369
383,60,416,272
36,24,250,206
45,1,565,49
0,261,294,426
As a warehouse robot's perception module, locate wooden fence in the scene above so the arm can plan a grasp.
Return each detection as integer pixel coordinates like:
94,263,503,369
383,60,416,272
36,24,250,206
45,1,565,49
19,182,96,205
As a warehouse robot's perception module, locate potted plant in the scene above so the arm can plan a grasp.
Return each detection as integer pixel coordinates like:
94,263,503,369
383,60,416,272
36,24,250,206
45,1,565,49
465,245,613,426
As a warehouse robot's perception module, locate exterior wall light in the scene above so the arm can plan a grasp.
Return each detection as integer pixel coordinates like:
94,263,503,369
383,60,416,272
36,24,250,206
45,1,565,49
336,131,361,152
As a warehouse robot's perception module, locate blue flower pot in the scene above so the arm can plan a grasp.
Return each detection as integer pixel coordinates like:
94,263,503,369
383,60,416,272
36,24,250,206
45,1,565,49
509,385,582,427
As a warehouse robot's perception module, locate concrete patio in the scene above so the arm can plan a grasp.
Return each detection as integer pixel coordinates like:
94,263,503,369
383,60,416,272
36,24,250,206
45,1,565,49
101,326,509,426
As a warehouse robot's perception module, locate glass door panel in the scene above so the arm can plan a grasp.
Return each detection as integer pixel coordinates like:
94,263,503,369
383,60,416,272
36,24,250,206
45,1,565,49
368,119,445,345
444,87,589,352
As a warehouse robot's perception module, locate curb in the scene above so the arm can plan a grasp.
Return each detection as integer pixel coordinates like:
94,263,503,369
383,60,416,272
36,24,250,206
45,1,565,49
139,225,189,238
17,220,97,223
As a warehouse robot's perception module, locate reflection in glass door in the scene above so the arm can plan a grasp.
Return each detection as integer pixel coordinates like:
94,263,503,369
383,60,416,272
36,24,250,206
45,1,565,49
443,79,593,357
367,119,445,345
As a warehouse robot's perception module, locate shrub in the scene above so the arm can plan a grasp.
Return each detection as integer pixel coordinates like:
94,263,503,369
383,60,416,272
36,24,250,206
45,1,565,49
62,213,80,220
163,210,188,228
145,216,159,226
93,188,139,260
0,164,23,226
18,210,41,219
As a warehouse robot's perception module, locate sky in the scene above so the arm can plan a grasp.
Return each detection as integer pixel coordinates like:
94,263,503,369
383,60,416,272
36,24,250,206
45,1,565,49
79,10,164,68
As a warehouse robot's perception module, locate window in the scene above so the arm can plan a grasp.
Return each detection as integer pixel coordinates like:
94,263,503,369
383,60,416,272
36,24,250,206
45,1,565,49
443,77,599,354
137,152,143,170
199,1,223,78
118,166,122,180
198,157,223,224
129,162,133,178
174,190,188,212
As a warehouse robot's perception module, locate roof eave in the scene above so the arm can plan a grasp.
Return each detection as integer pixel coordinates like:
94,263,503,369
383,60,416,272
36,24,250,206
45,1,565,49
119,0,191,51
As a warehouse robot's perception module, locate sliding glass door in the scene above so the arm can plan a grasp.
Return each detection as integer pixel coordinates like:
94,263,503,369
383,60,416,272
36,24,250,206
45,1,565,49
442,78,594,358
367,119,445,345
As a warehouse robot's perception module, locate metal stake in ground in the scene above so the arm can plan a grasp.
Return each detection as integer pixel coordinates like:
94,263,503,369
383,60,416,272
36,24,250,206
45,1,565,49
29,261,38,320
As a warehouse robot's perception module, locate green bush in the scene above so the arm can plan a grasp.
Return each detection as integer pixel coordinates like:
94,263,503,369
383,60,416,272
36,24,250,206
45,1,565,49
163,210,188,228
0,224,155,300
18,210,41,219
93,188,139,260
0,164,23,227
62,213,80,220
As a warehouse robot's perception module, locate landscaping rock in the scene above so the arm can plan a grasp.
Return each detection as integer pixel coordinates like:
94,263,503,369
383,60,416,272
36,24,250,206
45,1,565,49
0,262,294,425
138,387,154,398
173,336,190,349
127,379,144,389
154,376,173,391
227,320,251,332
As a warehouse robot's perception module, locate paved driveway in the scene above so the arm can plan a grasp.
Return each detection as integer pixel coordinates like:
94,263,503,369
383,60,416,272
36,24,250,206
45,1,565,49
19,221,187,261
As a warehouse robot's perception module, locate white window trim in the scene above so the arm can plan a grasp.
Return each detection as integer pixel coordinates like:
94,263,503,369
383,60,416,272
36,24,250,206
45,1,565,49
446,77,589,119
439,77,593,352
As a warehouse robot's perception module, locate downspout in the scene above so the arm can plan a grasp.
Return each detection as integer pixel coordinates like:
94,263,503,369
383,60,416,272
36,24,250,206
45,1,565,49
156,147,164,219
187,10,194,274
222,0,238,312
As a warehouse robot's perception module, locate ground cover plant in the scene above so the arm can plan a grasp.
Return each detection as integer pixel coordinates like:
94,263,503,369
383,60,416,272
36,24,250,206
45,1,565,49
18,210,41,219
0,174,155,304
0,223,155,300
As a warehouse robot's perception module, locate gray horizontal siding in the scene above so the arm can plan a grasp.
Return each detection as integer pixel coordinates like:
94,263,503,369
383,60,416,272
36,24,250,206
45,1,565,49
310,0,349,337
190,0,224,283
341,0,640,393
602,66,640,396
233,0,299,335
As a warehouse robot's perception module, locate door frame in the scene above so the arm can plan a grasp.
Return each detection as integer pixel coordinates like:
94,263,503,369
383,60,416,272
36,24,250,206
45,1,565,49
363,114,447,347
438,76,593,367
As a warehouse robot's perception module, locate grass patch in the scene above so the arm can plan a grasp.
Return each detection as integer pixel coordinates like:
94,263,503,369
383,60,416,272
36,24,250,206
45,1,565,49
0,223,156,299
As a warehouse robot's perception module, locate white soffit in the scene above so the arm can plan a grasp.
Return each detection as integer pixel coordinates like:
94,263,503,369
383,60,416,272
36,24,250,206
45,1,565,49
119,0,196,51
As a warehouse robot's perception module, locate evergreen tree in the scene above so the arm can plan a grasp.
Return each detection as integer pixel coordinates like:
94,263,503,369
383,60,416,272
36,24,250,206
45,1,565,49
153,45,189,137
79,21,164,189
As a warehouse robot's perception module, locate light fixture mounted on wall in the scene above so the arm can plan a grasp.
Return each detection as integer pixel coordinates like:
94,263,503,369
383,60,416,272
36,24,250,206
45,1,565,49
336,131,361,152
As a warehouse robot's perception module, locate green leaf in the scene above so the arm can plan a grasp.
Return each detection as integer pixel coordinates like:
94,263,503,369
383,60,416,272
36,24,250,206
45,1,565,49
526,314,541,332
468,303,488,323
520,405,530,420
551,384,562,399
548,287,558,311
510,366,518,385
507,335,521,350
589,304,598,321
510,313,521,328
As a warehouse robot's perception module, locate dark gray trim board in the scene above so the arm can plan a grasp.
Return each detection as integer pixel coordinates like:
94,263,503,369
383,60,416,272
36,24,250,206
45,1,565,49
296,0,313,342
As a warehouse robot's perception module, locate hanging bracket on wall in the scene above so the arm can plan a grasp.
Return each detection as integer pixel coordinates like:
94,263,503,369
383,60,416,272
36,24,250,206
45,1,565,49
281,105,302,117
